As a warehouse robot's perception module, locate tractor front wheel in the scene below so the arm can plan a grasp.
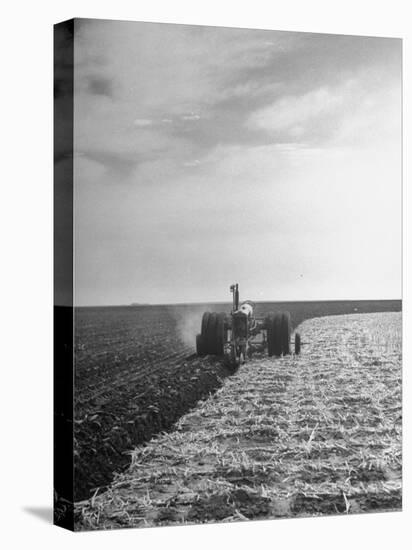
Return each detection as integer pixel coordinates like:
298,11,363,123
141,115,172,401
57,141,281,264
231,345,245,366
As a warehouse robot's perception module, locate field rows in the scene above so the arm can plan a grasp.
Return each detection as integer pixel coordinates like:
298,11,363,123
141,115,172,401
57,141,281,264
75,349,193,408
74,356,232,500
77,312,402,529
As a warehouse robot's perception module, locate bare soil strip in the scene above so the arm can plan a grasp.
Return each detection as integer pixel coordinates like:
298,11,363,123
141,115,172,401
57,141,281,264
77,312,401,529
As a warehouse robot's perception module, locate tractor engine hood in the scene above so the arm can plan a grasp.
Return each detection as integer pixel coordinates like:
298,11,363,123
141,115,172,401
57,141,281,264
238,302,254,317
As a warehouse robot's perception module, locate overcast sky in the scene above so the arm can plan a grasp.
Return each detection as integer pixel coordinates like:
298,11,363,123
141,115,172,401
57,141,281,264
73,19,401,306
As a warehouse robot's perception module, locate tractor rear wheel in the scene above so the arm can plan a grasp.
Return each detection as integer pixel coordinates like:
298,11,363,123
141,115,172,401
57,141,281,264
266,314,275,356
295,332,301,355
200,312,212,354
281,312,291,355
266,313,282,357
215,312,227,356
201,312,210,338
206,312,218,354
272,313,283,357
196,333,206,357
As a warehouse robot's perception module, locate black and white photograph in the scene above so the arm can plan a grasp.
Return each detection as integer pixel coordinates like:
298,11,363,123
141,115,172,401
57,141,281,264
4,0,412,547
53,17,403,531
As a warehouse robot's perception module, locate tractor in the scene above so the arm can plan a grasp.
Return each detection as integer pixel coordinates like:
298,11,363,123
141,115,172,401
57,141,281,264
196,284,301,366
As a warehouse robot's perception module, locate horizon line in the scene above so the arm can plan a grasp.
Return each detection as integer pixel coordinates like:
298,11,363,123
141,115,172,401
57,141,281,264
72,297,402,308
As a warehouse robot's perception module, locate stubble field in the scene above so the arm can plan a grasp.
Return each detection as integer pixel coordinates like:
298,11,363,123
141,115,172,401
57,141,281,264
77,311,402,529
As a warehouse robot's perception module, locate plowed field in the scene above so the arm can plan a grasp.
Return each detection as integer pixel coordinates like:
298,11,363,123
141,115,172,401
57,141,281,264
77,312,402,529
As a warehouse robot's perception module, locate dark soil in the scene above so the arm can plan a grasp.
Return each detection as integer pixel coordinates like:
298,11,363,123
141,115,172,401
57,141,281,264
74,354,232,501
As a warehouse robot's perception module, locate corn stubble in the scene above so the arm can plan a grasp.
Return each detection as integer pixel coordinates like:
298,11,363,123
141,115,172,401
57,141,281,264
77,312,402,530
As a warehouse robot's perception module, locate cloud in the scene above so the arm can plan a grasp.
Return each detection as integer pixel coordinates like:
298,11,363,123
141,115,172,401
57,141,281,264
133,118,153,127
73,21,401,171
181,113,201,121
248,86,345,139
246,75,400,150
183,159,201,167
79,149,143,176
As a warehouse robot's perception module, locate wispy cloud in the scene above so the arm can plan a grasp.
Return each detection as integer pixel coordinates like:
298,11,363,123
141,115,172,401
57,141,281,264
133,118,153,127
248,87,345,137
181,113,201,121
183,159,201,167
